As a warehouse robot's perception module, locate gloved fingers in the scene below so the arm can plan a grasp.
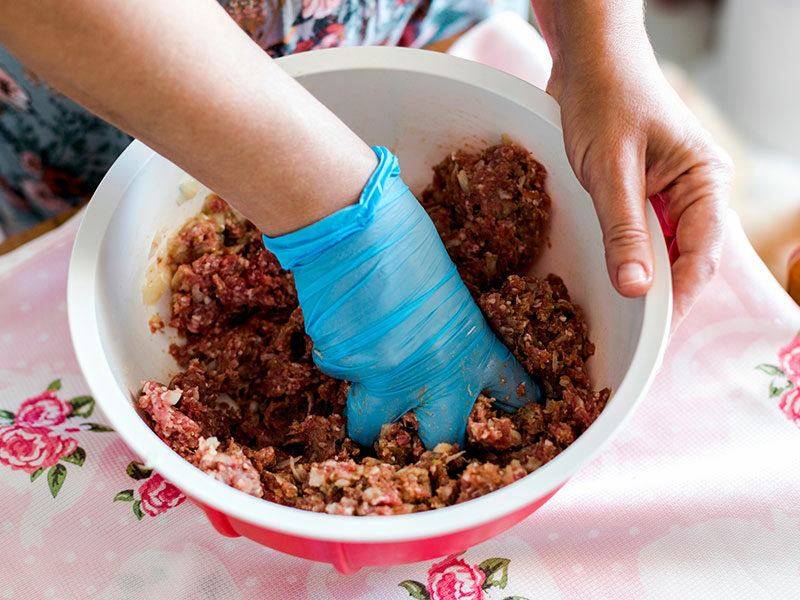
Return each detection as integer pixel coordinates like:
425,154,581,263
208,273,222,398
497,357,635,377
415,393,475,450
481,340,541,413
345,383,410,447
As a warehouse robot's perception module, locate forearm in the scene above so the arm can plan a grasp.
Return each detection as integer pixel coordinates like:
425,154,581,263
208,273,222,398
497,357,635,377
530,0,654,99
0,0,376,235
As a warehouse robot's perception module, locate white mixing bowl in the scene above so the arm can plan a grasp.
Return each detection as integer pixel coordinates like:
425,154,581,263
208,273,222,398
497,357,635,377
68,46,671,573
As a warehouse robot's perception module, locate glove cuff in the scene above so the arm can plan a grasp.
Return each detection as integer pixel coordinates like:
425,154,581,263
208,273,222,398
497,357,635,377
262,146,399,271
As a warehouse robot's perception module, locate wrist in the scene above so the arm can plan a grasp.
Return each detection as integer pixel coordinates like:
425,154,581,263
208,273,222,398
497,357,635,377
261,146,401,272
548,29,655,101
535,1,652,102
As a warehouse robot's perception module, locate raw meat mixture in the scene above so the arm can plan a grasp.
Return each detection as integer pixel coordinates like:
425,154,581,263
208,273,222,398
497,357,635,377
138,143,610,515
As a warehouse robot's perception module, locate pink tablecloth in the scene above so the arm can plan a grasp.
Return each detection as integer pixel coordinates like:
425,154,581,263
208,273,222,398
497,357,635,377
2,203,800,600
3,17,800,599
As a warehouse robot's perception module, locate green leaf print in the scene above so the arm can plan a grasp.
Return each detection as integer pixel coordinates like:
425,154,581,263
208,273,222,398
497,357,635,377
756,364,784,377
60,446,86,466
30,468,44,482
0,410,14,424
126,461,153,481
82,422,114,432
47,463,67,498
114,489,135,502
479,557,510,590
132,500,144,520
68,396,94,418
398,580,430,600
769,380,794,398
46,379,62,391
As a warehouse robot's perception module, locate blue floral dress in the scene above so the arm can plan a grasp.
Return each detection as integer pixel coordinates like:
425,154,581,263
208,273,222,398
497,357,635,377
0,0,526,238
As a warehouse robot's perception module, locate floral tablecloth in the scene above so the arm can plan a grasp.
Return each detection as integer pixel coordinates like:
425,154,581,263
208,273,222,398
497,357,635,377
2,199,800,600
3,15,800,599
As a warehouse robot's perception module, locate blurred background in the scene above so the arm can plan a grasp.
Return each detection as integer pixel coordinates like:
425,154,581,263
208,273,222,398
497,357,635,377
644,0,800,301
2,0,798,302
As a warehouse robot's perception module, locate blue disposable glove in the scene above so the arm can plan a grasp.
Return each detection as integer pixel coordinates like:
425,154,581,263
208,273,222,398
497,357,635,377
263,147,540,449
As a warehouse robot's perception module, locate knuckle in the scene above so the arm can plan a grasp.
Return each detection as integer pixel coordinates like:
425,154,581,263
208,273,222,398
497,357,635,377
718,151,735,177
698,140,735,184
697,252,721,281
710,150,735,183
577,138,645,194
697,173,732,213
605,152,643,186
705,199,728,231
603,221,650,251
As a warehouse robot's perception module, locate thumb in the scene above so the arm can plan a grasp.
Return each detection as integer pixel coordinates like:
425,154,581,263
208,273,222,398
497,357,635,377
415,395,473,450
585,155,655,298
481,339,540,412
345,383,410,447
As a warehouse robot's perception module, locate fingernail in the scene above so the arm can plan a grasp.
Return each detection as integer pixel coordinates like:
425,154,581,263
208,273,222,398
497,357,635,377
617,262,648,288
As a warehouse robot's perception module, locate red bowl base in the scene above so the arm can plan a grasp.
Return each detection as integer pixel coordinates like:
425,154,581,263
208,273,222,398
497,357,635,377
193,485,562,573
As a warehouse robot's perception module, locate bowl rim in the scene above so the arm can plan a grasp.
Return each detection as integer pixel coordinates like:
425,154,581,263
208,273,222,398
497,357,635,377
68,46,672,543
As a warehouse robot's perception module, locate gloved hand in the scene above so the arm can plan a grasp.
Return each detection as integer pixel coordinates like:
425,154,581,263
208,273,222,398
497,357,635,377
263,147,540,449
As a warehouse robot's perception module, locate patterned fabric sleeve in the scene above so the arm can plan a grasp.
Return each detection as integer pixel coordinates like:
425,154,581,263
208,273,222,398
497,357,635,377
0,0,528,238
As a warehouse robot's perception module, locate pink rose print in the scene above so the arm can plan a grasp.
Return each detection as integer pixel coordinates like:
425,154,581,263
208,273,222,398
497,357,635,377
399,554,526,600
0,426,77,474
0,379,112,497
294,39,315,53
16,391,72,427
295,23,345,53
139,473,186,516
779,387,800,427
758,335,800,428
301,0,341,19
778,336,800,385
20,151,44,175
21,179,71,214
0,66,30,111
43,165,87,198
0,175,28,210
428,555,485,600
114,461,186,520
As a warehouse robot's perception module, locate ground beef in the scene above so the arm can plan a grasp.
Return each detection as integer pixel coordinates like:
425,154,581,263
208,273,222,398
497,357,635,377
374,413,426,465
195,436,264,497
421,143,550,292
478,274,611,432
148,315,165,333
138,381,202,459
456,459,528,503
138,143,610,514
466,395,522,451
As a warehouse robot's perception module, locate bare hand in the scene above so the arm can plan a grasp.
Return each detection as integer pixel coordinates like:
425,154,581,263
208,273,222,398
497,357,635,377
547,36,733,328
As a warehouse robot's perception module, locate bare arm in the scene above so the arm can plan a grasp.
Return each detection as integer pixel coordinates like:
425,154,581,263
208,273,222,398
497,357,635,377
0,0,377,236
530,0,732,326
531,0,649,79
